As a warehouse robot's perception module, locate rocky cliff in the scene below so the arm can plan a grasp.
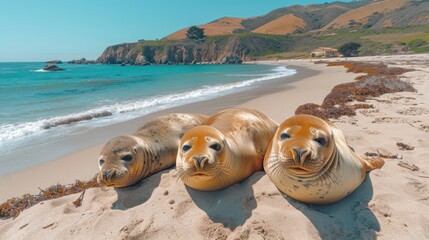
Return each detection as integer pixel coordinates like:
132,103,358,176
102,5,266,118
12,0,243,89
97,34,293,65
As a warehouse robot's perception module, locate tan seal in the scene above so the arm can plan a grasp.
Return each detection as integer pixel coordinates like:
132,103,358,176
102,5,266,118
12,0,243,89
176,108,278,191
97,113,208,187
264,114,384,204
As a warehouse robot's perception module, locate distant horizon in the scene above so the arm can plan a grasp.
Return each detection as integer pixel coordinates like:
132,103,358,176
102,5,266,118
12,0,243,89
0,0,353,62
0,57,100,63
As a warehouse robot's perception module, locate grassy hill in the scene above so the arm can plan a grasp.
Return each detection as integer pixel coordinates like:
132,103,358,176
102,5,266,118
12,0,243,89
98,25,429,65
99,0,429,64
164,0,429,40
240,1,366,32
262,25,429,59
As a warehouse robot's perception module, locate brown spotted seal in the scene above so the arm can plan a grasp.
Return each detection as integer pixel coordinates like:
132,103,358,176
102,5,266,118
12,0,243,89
264,114,384,204
176,108,278,191
97,113,208,187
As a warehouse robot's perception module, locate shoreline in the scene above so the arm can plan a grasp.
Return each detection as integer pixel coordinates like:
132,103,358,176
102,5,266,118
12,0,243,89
0,64,298,176
0,63,293,175
0,61,356,201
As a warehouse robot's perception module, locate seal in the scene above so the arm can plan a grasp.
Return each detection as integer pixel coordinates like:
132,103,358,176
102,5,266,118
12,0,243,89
176,108,278,191
264,114,384,204
97,113,208,187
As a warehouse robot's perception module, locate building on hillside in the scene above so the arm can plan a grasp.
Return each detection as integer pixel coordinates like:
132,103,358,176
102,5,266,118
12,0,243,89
310,47,340,58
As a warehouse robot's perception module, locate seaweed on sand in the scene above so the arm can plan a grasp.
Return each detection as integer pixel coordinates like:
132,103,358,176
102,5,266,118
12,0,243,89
0,175,99,220
296,61,415,119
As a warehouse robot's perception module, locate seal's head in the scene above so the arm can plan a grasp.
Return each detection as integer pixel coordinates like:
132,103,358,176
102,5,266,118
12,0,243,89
265,115,335,177
97,135,151,187
176,126,231,191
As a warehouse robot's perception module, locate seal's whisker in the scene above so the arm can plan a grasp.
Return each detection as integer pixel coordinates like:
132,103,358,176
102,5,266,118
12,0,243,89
208,166,229,186
267,157,287,176
175,167,193,183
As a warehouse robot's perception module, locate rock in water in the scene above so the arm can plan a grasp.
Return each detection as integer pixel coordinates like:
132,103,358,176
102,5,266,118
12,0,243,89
67,58,96,64
43,64,64,71
46,60,63,64
221,54,242,64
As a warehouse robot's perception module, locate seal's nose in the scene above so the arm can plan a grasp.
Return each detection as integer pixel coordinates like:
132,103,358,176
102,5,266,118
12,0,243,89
293,147,309,164
103,170,112,181
193,156,208,170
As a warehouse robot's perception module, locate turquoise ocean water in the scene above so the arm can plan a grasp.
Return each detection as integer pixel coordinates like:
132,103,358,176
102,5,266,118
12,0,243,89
0,62,296,174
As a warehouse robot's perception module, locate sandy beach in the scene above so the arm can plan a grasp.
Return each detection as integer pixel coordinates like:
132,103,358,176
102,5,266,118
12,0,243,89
0,62,348,201
1,55,428,239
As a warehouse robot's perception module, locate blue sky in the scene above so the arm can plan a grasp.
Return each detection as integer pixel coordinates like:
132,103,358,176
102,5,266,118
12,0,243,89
0,0,352,62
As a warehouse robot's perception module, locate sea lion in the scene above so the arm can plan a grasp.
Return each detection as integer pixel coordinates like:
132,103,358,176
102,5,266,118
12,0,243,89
176,108,278,191
264,114,384,205
97,113,208,187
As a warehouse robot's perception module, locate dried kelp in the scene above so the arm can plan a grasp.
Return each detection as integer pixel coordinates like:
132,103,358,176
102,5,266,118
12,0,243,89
0,175,99,220
296,61,415,119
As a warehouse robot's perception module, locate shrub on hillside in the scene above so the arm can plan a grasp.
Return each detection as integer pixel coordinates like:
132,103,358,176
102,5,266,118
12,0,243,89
338,42,361,57
186,26,206,40
408,39,427,49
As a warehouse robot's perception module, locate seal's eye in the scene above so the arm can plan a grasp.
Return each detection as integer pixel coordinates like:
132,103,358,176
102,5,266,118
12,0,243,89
99,159,105,166
314,137,327,146
280,133,291,141
182,145,191,152
121,154,133,162
209,143,221,152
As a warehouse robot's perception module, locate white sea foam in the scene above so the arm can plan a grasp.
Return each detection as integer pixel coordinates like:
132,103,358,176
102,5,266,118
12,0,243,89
0,65,296,145
226,73,270,77
32,69,48,72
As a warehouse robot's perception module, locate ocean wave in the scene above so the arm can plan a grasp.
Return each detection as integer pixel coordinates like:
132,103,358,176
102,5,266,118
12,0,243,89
226,73,270,77
0,65,296,142
32,69,48,72
42,111,113,129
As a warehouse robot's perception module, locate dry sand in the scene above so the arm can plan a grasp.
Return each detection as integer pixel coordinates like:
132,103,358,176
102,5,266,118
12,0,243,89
1,55,428,239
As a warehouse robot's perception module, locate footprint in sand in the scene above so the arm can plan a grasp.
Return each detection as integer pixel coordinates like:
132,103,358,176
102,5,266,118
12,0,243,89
372,117,421,125
365,129,381,135
372,117,402,124
388,96,417,105
369,200,392,218
174,199,193,218
419,124,429,133
359,109,379,117
407,179,429,206
397,107,429,116
117,217,154,240
198,216,230,240
119,219,144,235
229,220,284,240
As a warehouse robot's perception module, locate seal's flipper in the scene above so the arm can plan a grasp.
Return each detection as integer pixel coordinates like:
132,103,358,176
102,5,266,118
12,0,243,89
362,156,385,172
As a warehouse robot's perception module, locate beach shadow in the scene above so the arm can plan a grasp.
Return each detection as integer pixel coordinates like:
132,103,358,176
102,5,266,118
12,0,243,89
111,169,168,210
186,171,264,230
284,175,380,240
